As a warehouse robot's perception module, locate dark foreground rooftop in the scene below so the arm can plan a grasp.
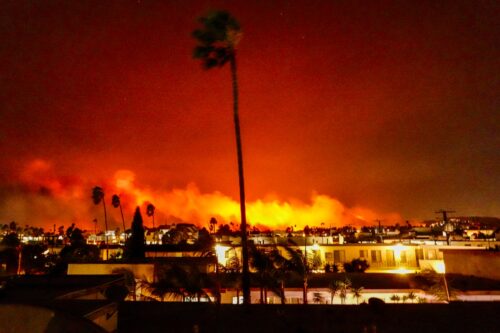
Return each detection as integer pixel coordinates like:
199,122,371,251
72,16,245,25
0,274,124,301
119,302,500,333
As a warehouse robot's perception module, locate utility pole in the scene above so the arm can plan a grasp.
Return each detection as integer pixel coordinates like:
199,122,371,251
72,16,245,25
435,210,455,245
435,210,455,224
374,219,385,243
435,209,455,300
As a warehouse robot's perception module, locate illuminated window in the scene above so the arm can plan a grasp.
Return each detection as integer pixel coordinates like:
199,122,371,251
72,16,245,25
333,250,345,263
232,296,244,304
415,249,424,260
287,297,301,304
386,250,395,266
359,250,367,258
427,249,436,260
400,251,407,263
371,250,382,263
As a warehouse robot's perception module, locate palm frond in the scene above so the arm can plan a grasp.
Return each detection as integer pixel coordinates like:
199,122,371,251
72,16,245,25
280,245,306,276
92,186,104,205
111,194,120,208
193,45,213,59
146,203,155,217
192,10,241,69
203,58,219,69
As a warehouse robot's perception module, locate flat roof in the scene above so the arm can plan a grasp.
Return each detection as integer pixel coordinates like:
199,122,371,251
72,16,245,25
0,274,124,302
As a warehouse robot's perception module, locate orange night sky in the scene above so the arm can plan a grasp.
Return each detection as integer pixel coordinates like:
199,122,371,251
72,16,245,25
0,0,498,231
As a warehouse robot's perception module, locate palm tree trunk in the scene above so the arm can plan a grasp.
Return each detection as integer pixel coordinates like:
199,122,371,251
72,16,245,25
281,280,286,305
303,277,308,304
230,53,250,305
152,215,155,244
17,245,22,275
102,199,109,260
119,204,126,243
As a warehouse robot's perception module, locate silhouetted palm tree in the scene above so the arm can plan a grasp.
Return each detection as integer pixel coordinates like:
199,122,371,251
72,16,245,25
249,244,284,304
338,278,352,304
92,186,108,260
328,280,342,304
112,194,126,243
313,292,324,304
209,217,218,234
146,203,156,244
351,286,364,304
147,265,216,303
112,267,137,301
390,294,401,303
193,10,250,305
281,245,308,304
407,291,417,303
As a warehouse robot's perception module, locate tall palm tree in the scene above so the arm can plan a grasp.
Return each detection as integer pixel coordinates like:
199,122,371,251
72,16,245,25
92,186,108,260
112,194,127,243
249,244,284,304
146,203,156,244
193,10,250,305
281,245,308,304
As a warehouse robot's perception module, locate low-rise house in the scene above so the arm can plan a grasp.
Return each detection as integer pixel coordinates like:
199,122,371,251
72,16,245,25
442,248,500,280
214,241,498,274
0,274,125,332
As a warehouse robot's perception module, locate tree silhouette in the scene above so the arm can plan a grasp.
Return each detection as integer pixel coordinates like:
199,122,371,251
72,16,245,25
59,228,100,263
146,203,156,244
328,280,342,304
124,207,146,260
280,245,308,304
112,194,127,242
249,244,274,304
147,265,217,303
390,294,401,303
193,10,250,305
351,286,364,304
407,291,417,303
338,278,352,304
112,267,137,301
209,217,218,234
92,186,108,260
343,258,369,272
0,232,20,274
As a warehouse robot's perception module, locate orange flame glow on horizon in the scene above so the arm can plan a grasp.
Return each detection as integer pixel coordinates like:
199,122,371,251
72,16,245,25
1,160,402,231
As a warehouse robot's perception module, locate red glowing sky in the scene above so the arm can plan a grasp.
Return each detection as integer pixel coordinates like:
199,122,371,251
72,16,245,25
0,0,498,230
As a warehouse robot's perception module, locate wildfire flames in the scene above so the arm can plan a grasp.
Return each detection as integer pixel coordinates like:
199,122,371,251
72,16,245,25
0,159,401,231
